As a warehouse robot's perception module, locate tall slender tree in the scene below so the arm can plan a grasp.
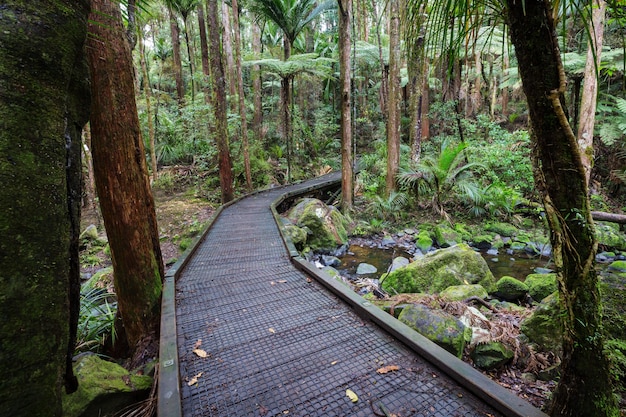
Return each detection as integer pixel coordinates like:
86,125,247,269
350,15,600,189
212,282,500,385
87,0,165,358
168,6,186,106
0,1,90,414
207,0,235,202
387,0,402,195
338,0,354,210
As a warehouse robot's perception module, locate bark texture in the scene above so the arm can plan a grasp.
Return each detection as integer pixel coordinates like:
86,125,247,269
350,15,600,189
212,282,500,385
169,7,185,106
386,0,401,195
338,0,354,210
506,1,617,415
207,0,235,202
0,1,90,415
87,0,165,353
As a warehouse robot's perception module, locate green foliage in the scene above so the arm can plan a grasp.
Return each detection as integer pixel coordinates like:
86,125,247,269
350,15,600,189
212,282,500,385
596,94,626,147
75,287,117,354
368,191,409,222
605,339,626,385
398,139,482,219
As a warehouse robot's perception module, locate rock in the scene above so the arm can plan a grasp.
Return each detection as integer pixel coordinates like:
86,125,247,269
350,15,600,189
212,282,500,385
284,223,308,247
472,235,493,250
521,292,562,352
321,255,341,267
533,267,553,274
415,231,433,253
484,222,518,237
79,224,99,241
509,241,527,252
471,342,514,370
494,276,529,301
398,304,468,358
525,273,557,301
440,284,488,301
381,235,396,246
404,228,417,235
595,222,626,251
486,248,499,256
62,354,152,417
381,244,496,295
390,256,410,272
608,260,626,273
433,224,461,247
537,364,561,382
82,267,114,290
356,263,377,275
596,251,616,263
285,198,349,252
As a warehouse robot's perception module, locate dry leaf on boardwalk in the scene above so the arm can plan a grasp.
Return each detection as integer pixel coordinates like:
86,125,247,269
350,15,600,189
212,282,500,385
193,339,202,349
193,349,208,358
268,328,276,334
187,372,203,386
376,365,400,374
345,389,358,403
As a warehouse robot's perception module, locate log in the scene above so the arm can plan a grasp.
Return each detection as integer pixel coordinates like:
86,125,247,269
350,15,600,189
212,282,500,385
591,211,626,225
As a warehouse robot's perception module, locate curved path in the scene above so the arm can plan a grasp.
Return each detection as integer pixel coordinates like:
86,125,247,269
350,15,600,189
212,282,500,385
158,173,546,417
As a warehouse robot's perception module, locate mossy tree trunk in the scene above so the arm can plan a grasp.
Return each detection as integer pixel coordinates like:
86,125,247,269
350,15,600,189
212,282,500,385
386,0,401,195
506,1,617,416
86,0,165,357
206,0,235,203
0,1,90,415
338,0,354,211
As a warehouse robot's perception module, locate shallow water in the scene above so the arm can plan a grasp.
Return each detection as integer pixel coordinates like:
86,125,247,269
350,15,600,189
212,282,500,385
336,244,554,281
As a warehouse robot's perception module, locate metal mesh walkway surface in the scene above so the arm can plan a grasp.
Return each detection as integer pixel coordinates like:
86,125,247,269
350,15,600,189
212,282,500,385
170,175,517,417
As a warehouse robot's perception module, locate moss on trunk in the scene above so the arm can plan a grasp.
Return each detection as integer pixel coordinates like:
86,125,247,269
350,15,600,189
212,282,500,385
0,1,90,415
506,1,617,415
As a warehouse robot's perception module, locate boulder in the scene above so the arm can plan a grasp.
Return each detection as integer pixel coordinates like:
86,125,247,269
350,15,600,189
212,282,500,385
595,222,626,250
608,260,626,273
283,223,308,247
521,292,562,352
390,256,410,272
471,342,514,370
285,198,349,252
381,244,496,294
79,224,99,241
398,304,468,358
356,263,377,275
440,284,488,302
484,222,518,237
433,224,462,247
321,255,341,267
525,273,557,302
415,231,433,253
381,235,396,246
494,276,529,301
62,354,152,417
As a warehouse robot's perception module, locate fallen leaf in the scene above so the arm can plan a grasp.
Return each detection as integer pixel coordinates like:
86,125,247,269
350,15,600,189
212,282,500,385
268,328,276,334
277,280,287,283
270,281,276,286
376,365,400,374
306,277,312,283
193,339,202,349
187,372,203,386
193,349,208,358
346,389,358,403
330,361,338,365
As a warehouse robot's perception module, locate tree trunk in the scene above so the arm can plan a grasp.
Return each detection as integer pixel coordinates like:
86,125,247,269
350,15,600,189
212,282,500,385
339,0,354,211
282,39,293,183
577,0,606,185
387,0,401,195
231,0,253,190
221,0,237,99
0,1,90,414
207,0,235,202
252,19,264,139
139,31,158,182
169,7,185,106
182,15,196,103
506,1,617,416
405,5,426,163
197,3,211,100
86,0,165,356
374,0,388,119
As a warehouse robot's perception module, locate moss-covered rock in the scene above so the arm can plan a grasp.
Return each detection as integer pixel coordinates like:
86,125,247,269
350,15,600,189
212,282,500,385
494,276,529,301
471,342,514,370
381,244,496,294
80,224,99,241
285,198,349,252
595,222,626,251
433,223,462,247
608,260,626,273
520,292,562,352
484,222,519,237
525,273,557,301
283,223,308,247
62,355,152,417
440,284,488,301
415,230,433,253
398,304,467,358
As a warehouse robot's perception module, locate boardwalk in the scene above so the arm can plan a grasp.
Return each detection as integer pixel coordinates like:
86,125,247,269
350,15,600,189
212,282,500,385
158,173,546,417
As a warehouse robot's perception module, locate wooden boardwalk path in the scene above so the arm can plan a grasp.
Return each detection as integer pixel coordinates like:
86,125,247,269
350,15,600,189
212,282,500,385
158,173,547,417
